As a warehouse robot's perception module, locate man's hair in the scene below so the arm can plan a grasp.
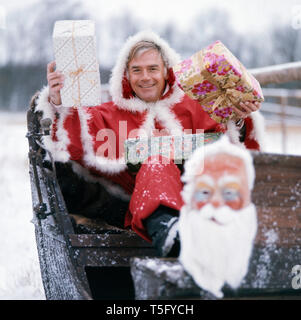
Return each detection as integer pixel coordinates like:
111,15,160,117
126,40,168,74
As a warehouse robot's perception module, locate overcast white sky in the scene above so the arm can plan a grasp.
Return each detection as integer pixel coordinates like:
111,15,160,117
85,0,301,32
0,0,300,66
1,0,301,33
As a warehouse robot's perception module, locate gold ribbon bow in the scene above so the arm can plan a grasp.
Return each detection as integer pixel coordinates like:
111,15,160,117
192,51,257,121
199,69,255,119
69,67,84,78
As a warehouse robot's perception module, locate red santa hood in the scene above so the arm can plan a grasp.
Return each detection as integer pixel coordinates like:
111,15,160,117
109,30,185,113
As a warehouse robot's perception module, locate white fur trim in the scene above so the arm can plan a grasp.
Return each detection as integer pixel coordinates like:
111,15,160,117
137,86,185,136
225,119,244,148
77,107,128,174
109,30,183,113
35,87,130,196
226,111,266,151
35,86,71,162
249,111,266,151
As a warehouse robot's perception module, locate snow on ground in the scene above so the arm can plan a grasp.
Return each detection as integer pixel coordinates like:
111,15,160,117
0,111,45,300
0,110,300,300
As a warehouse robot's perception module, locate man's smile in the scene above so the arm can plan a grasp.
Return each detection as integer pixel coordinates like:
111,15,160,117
139,84,156,88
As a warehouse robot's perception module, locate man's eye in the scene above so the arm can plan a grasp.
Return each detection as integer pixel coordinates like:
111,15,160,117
194,189,211,202
222,188,240,201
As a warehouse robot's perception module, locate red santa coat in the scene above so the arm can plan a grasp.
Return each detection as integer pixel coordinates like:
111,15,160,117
36,31,265,241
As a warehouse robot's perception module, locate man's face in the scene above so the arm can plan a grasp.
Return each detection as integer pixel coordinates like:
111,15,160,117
128,49,168,103
192,153,250,212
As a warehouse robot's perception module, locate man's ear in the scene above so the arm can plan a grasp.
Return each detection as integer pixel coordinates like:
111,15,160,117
164,67,168,80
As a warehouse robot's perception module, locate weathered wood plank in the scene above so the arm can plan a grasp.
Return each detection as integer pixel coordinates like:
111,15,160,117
256,207,301,229
252,152,301,167
68,233,153,248
74,247,156,267
68,209,301,249
255,227,301,247
130,245,301,300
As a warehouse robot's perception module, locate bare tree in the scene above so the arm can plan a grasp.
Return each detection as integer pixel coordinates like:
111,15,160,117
5,0,89,65
269,23,301,65
0,0,90,110
98,10,141,67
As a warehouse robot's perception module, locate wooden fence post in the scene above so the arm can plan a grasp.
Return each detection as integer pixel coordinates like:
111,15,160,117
279,95,288,154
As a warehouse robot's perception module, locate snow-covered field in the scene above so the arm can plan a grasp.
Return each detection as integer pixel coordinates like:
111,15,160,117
0,110,300,300
0,112,45,300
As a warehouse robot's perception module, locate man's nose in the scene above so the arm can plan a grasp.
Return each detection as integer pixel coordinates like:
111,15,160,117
141,70,151,80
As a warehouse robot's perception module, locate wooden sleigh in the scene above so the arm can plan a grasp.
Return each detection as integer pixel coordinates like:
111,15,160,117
27,95,301,300
27,62,301,299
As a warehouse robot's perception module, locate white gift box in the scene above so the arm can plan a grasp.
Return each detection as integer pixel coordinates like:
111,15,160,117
52,20,101,108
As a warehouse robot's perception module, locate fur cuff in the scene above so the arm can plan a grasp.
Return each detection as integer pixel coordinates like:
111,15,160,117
226,111,265,151
35,86,71,162
77,107,128,174
225,119,244,147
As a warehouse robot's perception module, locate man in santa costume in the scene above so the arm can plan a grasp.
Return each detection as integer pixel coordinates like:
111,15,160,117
35,30,265,257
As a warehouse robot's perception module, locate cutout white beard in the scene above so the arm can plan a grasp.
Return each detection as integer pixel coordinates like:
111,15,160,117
178,203,257,298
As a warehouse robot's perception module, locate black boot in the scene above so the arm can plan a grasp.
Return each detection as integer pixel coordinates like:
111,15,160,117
144,205,180,257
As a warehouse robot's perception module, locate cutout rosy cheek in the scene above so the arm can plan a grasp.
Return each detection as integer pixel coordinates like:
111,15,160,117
226,198,244,210
195,202,207,210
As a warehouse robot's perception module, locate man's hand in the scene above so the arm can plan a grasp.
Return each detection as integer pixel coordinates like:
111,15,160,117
47,61,64,105
232,101,261,119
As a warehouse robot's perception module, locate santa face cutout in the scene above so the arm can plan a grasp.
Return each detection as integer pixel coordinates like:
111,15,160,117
192,154,250,213
179,146,257,299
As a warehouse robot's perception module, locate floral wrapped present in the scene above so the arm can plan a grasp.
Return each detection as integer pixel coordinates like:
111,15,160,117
52,20,101,108
173,41,264,123
125,132,222,171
